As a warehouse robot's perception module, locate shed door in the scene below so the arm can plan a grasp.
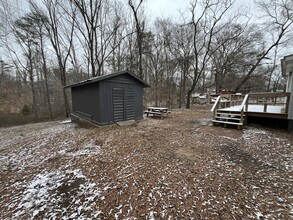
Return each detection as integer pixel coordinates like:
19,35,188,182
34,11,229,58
113,88,125,122
112,87,135,122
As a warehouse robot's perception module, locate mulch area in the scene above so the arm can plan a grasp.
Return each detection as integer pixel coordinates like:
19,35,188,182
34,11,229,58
0,106,292,219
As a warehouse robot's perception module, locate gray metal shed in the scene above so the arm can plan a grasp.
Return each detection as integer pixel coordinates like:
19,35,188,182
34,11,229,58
66,70,150,126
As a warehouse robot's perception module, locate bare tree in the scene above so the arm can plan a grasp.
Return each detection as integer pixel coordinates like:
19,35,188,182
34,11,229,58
0,60,13,89
14,14,40,120
71,0,103,77
185,0,237,108
128,0,145,78
172,22,193,108
156,19,178,108
210,23,261,93
107,0,126,72
72,0,126,76
30,0,76,117
233,0,293,92
266,47,278,92
23,11,54,120
146,31,165,106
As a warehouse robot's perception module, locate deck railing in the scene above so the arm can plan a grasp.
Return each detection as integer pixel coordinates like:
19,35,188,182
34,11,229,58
245,92,290,113
211,96,221,119
211,94,245,113
211,92,290,122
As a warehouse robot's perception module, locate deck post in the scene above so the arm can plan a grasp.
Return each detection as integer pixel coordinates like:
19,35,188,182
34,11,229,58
245,95,249,112
288,120,293,131
264,102,268,112
287,84,293,131
281,54,293,131
287,74,293,132
285,94,290,114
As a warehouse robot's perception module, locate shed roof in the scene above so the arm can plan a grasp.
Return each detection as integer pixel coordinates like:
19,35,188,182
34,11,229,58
65,70,150,88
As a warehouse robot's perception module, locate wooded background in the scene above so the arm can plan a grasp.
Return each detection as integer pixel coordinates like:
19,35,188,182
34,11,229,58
0,0,292,126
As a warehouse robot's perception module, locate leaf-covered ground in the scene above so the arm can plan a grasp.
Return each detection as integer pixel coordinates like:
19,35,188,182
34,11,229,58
0,106,292,219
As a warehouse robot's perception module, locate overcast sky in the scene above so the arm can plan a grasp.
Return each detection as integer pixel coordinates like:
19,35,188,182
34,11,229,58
147,0,188,19
146,0,254,20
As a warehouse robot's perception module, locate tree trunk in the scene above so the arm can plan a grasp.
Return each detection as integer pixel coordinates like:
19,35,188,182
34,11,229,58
29,71,38,121
57,54,70,117
128,0,144,78
43,69,53,120
186,72,198,109
62,87,70,117
40,34,53,120
186,88,193,109
215,71,220,94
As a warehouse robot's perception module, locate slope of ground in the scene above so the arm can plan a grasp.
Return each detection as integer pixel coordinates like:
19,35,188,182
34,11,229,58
0,106,292,219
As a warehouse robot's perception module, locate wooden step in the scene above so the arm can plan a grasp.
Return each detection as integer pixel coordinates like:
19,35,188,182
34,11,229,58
212,120,243,126
215,116,241,121
216,113,242,117
217,112,242,116
217,109,241,113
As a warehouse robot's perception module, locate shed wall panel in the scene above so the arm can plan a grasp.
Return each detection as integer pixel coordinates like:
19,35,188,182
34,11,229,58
72,83,99,123
98,82,112,124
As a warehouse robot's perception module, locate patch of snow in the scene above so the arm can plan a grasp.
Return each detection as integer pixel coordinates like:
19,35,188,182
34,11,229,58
196,118,212,126
243,127,268,136
0,124,101,172
66,144,101,157
149,210,156,220
255,211,263,219
60,118,72,124
10,169,102,219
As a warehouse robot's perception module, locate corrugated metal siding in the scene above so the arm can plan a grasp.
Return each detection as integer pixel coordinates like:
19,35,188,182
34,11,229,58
112,87,125,122
112,87,136,122
126,88,135,120
134,85,143,119
103,75,143,123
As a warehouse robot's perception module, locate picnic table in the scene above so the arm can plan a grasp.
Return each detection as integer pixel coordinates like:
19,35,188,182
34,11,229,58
144,106,170,118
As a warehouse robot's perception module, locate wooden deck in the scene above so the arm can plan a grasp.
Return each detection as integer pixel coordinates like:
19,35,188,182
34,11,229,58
221,104,287,119
211,92,290,128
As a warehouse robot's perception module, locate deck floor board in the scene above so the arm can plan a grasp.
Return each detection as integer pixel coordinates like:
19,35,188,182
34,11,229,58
221,104,286,114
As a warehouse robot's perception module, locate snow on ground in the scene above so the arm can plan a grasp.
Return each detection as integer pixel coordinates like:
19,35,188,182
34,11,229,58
0,108,292,219
10,169,101,219
60,118,72,124
0,122,101,172
0,121,104,219
243,126,293,171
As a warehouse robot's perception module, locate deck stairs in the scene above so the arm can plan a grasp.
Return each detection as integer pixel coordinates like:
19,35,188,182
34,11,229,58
211,94,248,129
211,92,291,129
212,109,244,129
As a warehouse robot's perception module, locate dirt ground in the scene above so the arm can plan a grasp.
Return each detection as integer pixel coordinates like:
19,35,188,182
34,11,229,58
0,106,292,219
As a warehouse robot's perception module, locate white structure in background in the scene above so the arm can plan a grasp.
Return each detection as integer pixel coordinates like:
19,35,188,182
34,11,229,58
281,54,293,130
192,93,207,104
